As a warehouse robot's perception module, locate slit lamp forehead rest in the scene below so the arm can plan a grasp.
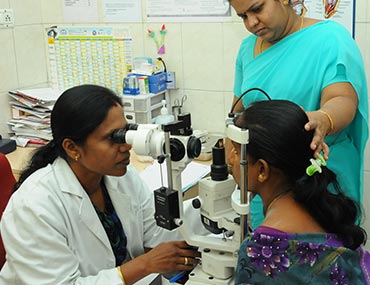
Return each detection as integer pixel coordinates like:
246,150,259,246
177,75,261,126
225,87,270,146
225,118,249,145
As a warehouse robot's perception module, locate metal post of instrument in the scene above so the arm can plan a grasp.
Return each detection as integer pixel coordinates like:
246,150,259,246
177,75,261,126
164,130,173,191
239,141,248,241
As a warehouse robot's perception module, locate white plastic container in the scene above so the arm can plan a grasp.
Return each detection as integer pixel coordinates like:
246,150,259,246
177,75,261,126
155,100,175,124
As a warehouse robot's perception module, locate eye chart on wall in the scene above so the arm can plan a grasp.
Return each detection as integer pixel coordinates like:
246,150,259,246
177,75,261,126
47,26,133,95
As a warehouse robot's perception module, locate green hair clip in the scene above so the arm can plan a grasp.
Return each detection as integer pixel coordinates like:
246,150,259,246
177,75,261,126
306,154,327,176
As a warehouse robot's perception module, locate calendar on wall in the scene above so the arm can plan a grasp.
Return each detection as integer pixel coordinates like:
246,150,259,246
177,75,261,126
47,26,133,95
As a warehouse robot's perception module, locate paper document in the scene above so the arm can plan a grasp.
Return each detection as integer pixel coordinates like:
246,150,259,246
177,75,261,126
8,87,62,145
139,161,210,192
10,88,63,104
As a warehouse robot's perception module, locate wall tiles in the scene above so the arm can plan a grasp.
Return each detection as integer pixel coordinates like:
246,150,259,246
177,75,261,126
222,22,250,93
178,89,225,133
223,91,234,116
164,24,185,91
0,91,11,138
357,24,370,89
182,23,224,91
356,0,368,23
9,0,42,25
0,0,9,8
0,29,18,93
355,23,369,67
40,0,63,24
13,25,48,88
362,170,370,251
365,132,370,173
127,23,145,58
355,0,370,249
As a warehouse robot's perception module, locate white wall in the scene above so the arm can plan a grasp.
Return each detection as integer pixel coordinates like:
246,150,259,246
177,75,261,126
0,0,369,249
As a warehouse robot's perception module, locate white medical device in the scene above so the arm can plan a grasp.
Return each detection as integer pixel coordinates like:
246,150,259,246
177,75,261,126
113,87,270,284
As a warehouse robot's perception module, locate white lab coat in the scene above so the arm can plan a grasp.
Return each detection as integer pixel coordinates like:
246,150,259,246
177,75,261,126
0,157,183,285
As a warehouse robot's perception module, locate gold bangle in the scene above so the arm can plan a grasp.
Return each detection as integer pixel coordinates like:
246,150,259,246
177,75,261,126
117,266,126,285
318,110,334,133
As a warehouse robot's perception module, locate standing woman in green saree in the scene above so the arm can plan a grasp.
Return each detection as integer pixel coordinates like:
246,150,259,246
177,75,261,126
227,0,368,229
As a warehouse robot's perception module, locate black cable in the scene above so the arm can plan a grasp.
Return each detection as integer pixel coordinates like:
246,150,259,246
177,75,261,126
230,87,271,115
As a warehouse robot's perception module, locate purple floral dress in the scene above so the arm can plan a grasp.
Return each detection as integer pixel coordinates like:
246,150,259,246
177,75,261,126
236,226,370,285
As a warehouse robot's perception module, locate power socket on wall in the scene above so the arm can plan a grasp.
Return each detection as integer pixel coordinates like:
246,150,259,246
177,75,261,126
0,9,14,28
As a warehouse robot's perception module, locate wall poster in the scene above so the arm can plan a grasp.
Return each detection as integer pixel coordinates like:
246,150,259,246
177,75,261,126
47,26,133,95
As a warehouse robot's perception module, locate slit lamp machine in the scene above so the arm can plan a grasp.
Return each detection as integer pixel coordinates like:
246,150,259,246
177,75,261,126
111,109,250,284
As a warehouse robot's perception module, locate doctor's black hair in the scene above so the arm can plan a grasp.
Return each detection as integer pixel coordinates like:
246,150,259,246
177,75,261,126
14,84,123,191
234,99,366,249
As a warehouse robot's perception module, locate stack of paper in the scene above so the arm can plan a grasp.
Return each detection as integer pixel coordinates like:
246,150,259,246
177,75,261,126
7,88,63,147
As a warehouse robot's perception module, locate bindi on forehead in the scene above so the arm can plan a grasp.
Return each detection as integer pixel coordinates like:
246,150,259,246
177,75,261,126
236,0,265,14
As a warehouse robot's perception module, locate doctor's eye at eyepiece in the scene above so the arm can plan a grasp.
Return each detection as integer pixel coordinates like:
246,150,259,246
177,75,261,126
110,123,138,144
110,129,126,144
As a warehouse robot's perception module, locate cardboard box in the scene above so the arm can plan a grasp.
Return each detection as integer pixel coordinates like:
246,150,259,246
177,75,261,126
149,82,166,94
130,72,167,94
123,87,140,95
147,72,167,85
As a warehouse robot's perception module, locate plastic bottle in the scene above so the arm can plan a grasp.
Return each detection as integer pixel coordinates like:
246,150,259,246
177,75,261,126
155,100,175,125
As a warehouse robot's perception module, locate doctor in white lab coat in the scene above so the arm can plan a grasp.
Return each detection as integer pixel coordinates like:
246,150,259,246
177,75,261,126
0,84,200,285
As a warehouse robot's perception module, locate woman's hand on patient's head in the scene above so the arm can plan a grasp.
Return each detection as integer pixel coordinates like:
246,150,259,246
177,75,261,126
305,111,330,160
